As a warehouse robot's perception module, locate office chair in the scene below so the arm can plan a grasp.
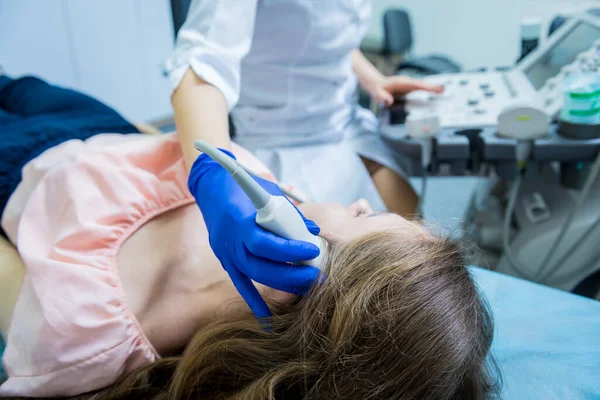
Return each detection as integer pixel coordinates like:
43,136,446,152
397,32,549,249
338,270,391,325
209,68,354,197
382,9,461,76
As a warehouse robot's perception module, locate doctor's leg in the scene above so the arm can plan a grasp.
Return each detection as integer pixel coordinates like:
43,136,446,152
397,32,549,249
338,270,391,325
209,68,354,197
361,157,418,218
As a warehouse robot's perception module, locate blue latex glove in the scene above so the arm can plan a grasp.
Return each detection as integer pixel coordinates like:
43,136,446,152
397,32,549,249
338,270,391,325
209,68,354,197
188,149,321,318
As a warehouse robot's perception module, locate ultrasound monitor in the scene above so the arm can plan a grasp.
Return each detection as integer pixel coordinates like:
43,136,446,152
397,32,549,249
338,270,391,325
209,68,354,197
524,21,600,90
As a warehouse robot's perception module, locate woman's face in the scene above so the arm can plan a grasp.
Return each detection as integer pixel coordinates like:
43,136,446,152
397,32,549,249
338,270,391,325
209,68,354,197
298,199,425,243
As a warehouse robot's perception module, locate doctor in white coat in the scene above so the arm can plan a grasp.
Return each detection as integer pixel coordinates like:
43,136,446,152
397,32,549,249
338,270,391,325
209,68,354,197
167,0,443,217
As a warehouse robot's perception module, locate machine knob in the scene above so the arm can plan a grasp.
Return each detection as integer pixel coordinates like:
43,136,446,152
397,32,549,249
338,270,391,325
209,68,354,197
467,98,479,106
479,83,490,90
459,79,469,86
484,90,495,98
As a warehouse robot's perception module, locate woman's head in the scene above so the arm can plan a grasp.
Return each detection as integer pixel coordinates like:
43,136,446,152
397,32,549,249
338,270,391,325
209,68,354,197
298,199,428,245
290,230,500,399
91,204,500,400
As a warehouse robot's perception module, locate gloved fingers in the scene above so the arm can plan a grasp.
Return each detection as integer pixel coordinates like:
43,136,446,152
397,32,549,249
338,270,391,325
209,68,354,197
243,226,320,263
225,264,271,318
291,203,321,236
237,255,321,295
303,219,320,236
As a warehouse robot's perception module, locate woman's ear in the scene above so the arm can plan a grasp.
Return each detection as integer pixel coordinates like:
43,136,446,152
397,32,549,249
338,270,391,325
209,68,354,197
347,198,373,216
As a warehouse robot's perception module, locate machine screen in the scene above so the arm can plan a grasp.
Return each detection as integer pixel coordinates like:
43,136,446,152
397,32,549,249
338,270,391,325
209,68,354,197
524,21,600,90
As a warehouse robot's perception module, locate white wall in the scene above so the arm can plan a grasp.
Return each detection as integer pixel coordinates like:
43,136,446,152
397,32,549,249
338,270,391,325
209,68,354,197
0,0,174,122
2,0,596,121
365,0,599,70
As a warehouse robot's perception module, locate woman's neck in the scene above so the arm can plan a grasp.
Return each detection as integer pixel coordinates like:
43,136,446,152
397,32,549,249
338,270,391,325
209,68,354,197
117,203,296,355
117,204,239,354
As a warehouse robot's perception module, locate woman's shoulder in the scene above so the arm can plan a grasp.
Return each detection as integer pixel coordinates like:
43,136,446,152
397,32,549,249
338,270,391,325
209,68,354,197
2,133,191,243
0,134,175,397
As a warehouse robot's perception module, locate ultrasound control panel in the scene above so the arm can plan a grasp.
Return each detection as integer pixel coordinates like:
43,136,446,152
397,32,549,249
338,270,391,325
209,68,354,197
405,72,517,128
404,14,600,129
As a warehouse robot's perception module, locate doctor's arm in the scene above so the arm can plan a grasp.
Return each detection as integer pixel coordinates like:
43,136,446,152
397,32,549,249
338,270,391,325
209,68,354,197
351,49,444,107
167,0,255,169
171,70,320,319
168,0,321,319
171,69,320,318
172,69,231,171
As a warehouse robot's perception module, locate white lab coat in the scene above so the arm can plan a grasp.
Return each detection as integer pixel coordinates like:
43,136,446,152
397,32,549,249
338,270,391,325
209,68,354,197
165,0,411,209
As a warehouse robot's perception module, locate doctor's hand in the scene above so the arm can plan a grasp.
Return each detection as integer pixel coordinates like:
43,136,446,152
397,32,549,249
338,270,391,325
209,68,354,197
188,149,321,319
367,76,444,107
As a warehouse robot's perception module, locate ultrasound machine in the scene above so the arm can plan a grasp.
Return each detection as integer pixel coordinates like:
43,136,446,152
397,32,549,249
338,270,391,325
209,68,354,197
379,12,600,298
403,14,600,129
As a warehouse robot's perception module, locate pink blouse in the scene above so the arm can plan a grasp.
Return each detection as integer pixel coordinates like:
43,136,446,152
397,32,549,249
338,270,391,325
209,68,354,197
0,133,290,397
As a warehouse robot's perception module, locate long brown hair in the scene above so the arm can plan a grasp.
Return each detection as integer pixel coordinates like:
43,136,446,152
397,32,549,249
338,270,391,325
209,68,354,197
61,231,501,399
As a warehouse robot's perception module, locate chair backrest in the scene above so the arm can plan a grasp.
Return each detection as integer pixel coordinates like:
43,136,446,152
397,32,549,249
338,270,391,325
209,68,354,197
382,9,413,56
548,15,568,38
171,0,192,36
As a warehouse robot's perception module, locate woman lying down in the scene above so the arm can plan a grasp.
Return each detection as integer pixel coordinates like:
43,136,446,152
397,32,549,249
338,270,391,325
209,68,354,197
0,76,500,399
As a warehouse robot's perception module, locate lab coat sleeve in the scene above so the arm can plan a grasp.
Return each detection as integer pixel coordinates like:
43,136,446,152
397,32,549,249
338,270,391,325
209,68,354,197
165,0,258,110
